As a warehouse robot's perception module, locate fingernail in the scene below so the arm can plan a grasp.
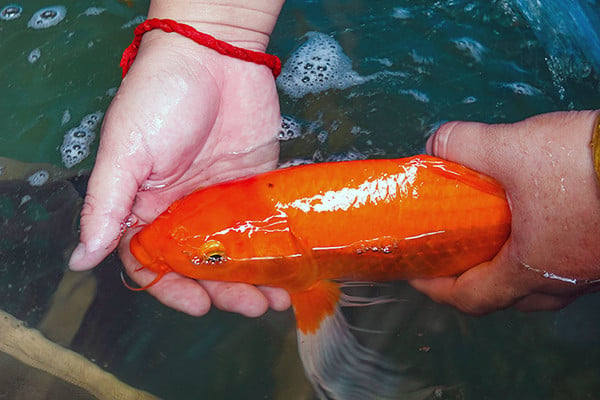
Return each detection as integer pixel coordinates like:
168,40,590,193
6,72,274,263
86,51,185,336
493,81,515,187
425,134,435,155
68,242,86,270
427,121,456,158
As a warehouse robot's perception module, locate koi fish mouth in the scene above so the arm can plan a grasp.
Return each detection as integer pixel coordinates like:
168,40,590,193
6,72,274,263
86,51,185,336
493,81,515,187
130,233,153,267
127,233,171,291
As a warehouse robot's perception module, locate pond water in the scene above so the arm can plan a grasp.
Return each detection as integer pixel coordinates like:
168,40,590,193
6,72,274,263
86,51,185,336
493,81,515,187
1,0,600,399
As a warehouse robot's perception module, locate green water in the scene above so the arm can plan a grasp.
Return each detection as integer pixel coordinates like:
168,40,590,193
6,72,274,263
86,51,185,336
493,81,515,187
1,0,600,399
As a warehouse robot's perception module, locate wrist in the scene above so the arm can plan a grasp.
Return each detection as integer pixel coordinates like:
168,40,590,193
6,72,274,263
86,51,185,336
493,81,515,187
147,0,284,52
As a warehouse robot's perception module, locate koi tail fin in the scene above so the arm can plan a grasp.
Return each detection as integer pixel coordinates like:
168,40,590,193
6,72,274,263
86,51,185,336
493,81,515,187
291,280,405,400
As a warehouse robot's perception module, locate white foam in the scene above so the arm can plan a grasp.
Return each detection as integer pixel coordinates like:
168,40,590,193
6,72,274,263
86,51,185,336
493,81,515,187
121,15,146,29
28,6,66,29
61,142,90,168
324,150,367,162
61,109,71,125
391,7,412,20
0,4,22,21
277,158,314,169
452,37,486,62
27,48,41,64
278,32,406,98
79,111,104,131
499,81,543,96
399,88,430,103
63,126,95,145
277,32,368,98
82,7,105,16
59,111,103,168
278,115,302,141
27,170,50,186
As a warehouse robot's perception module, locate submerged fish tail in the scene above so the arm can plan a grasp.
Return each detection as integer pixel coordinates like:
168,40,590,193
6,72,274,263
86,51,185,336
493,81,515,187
291,280,404,399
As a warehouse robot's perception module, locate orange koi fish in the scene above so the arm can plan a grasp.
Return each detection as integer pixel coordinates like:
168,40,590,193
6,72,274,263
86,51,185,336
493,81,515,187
130,155,511,399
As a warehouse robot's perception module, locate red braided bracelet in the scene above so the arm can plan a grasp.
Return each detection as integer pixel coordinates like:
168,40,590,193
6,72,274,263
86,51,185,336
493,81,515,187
120,18,281,78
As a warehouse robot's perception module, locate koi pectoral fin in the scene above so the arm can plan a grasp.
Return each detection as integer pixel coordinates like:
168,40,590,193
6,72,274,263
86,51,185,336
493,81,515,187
291,280,404,400
291,280,341,335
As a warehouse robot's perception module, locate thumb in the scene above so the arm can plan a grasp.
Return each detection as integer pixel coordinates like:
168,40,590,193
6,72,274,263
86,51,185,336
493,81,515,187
426,120,511,178
68,150,147,271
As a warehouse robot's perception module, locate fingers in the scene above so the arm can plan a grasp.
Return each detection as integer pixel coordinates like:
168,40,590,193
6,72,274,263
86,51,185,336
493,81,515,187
68,156,144,270
426,120,522,183
513,293,575,312
258,286,292,311
427,121,496,170
408,242,582,315
409,245,530,315
118,234,213,316
199,281,270,317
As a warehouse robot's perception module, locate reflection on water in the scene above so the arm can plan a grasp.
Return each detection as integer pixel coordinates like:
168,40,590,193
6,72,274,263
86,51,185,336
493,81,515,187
1,0,600,399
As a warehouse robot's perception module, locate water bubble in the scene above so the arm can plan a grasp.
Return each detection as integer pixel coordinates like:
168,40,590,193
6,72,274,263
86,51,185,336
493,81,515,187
106,87,118,97
391,7,411,20
79,111,104,131
451,37,486,62
61,109,71,125
60,122,96,168
324,150,367,162
61,142,90,168
277,115,302,141
0,4,22,21
27,170,50,186
119,214,138,236
499,82,543,96
82,7,105,16
317,130,328,143
27,48,41,64
64,126,95,144
28,6,66,29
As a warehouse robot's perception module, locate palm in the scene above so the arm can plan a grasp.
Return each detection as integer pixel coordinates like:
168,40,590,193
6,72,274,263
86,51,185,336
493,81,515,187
78,35,290,316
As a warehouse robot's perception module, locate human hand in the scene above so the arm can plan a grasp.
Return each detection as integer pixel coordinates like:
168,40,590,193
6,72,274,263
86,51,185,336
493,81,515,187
410,110,600,315
69,31,291,317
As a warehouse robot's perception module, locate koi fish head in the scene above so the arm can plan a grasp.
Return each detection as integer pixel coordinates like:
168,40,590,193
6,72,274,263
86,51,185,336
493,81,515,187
129,183,313,290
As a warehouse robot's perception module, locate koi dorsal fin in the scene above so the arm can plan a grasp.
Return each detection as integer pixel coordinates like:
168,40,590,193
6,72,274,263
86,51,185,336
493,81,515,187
291,280,405,399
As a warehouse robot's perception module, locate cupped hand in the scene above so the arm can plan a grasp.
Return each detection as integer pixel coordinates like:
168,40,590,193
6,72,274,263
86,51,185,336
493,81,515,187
410,110,600,315
69,31,291,316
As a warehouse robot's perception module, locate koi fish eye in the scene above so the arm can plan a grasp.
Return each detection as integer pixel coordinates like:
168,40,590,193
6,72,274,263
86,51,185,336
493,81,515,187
200,240,227,264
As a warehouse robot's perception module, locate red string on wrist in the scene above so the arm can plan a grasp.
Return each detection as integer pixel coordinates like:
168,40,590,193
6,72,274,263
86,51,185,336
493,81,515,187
120,18,281,78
